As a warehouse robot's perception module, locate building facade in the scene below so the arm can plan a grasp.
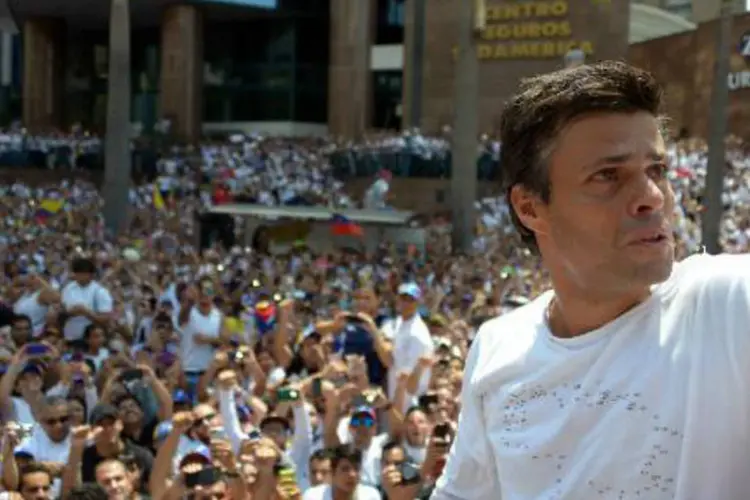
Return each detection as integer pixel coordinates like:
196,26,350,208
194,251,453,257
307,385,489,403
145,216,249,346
629,11,750,139
4,0,720,139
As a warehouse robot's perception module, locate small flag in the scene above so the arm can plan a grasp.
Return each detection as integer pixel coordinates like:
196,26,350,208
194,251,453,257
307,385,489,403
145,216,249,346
254,300,277,335
35,199,63,222
153,185,165,211
330,214,363,237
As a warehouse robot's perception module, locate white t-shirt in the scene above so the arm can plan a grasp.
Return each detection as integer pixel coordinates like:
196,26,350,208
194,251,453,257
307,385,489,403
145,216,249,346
180,306,222,372
383,314,433,403
13,291,48,336
433,253,750,500
302,483,380,500
61,281,113,340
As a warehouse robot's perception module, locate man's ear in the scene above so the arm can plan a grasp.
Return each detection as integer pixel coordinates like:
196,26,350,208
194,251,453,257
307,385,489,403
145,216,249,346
509,185,549,237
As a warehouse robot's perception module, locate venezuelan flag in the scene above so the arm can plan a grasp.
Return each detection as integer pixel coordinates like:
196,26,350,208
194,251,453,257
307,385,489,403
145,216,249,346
35,199,63,223
153,185,166,211
330,214,363,237
254,300,277,336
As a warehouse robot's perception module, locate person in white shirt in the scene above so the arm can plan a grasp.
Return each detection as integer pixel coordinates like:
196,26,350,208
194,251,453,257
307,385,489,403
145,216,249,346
302,445,380,500
13,396,72,498
60,258,113,342
388,62,750,500
178,279,228,399
10,275,60,337
383,283,433,407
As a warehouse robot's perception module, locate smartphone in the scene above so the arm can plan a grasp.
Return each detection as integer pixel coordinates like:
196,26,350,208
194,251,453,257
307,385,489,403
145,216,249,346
418,393,439,409
433,423,452,441
398,462,422,485
345,313,365,324
311,378,323,398
184,467,219,488
247,429,262,441
276,387,300,402
120,368,143,382
24,344,50,356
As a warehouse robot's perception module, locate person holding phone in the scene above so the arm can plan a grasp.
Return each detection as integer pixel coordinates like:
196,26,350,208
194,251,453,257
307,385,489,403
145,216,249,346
178,279,229,400
60,258,113,343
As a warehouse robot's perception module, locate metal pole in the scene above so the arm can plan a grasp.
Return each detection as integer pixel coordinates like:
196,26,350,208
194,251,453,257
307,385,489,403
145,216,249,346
101,0,132,235
450,0,481,254
701,0,733,254
408,0,425,129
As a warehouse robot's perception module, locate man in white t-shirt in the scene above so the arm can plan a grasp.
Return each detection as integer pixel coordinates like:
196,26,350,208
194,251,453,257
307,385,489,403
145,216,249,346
302,445,380,500
382,283,433,406
60,258,113,341
363,170,391,209
178,278,227,399
398,62,750,500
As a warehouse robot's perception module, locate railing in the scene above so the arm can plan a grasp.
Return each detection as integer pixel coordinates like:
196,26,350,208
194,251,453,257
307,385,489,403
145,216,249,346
328,150,500,180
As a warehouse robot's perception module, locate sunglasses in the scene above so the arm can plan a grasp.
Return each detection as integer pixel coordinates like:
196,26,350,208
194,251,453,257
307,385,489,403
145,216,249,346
44,416,70,426
350,417,375,428
193,414,216,426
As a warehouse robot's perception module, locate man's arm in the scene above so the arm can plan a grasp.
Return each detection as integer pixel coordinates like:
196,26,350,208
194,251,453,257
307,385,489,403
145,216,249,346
430,342,500,499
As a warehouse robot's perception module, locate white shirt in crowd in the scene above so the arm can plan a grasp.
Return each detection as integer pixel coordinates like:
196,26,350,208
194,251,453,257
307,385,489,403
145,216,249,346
383,314,433,404
334,423,390,488
302,483,380,500
363,179,389,209
13,291,48,336
433,253,750,500
180,306,222,372
61,281,113,340
14,424,71,498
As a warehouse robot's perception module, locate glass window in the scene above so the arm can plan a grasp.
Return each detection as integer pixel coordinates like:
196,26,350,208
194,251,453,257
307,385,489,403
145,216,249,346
371,70,402,130
376,0,405,44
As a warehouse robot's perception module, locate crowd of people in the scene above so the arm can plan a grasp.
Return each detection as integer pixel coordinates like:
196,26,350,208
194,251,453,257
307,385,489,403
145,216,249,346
0,125,746,500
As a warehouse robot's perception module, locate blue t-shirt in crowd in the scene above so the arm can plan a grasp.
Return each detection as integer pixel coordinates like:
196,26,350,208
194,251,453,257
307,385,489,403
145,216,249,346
337,314,388,386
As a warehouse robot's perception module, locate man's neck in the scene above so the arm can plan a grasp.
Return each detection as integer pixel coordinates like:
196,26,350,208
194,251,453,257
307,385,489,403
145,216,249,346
95,438,124,457
547,287,650,339
197,304,212,315
331,486,354,500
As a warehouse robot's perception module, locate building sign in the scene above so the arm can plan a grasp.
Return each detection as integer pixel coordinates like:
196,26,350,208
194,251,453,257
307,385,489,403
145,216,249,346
729,31,750,91
476,1,594,60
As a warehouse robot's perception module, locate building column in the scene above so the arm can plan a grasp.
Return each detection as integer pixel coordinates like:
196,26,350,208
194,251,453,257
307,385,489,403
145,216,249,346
22,17,64,130
328,0,375,138
160,4,203,142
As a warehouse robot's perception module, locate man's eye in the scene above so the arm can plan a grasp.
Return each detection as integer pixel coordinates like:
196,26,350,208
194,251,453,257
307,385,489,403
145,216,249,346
590,168,618,182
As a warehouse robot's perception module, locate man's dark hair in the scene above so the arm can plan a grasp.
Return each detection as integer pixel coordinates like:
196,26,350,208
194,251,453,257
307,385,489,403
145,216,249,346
309,449,332,463
11,314,31,327
20,463,52,484
382,440,404,457
499,61,664,253
71,258,97,274
67,483,109,500
330,444,362,471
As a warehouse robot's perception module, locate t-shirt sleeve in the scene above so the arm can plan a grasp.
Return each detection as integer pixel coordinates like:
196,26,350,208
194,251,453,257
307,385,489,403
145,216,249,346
94,286,114,314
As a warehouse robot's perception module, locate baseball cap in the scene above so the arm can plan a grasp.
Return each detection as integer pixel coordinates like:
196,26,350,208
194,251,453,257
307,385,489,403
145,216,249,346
89,403,119,425
178,446,212,469
351,405,377,420
397,283,421,301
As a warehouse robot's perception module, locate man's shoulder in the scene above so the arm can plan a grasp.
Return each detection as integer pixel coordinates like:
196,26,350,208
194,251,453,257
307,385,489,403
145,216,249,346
356,483,381,499
665,253,750,304
464,294,551,392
